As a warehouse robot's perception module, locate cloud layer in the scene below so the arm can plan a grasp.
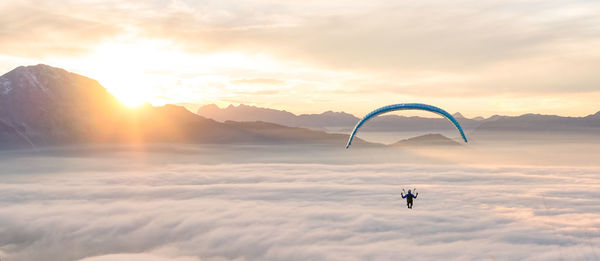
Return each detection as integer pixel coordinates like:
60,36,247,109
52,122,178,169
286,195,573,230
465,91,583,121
0,148,599,261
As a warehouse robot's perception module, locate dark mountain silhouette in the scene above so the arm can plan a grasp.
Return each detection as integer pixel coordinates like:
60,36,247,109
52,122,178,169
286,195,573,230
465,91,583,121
3,64,598,150
0,64,124,148
587,111,600,119
474,112,600,134
0,65,374,150
197,104,359,128
197,104,483,131
358,113,482,132
197,104,600,137
452,112,465,119
391,134,462,147
222,120,373,146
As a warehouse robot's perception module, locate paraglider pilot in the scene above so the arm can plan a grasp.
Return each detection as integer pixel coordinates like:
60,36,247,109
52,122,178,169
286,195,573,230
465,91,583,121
401,188,418,209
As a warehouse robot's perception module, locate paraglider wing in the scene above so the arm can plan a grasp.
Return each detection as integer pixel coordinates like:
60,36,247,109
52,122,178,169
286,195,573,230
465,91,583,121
345,103,468,149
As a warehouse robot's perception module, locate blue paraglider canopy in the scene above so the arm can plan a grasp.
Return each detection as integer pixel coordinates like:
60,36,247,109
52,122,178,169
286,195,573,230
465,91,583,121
346,103,468,149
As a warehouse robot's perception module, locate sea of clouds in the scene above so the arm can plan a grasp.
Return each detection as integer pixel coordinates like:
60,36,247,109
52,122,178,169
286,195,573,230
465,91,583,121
0,146,599,260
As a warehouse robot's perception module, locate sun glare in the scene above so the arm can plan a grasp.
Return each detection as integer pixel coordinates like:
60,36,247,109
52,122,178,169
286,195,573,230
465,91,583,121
66,36,291,110
80,39,178,108
112,88,148,108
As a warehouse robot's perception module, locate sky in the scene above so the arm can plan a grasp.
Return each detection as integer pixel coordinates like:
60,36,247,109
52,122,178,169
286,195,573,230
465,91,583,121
0,147,599,261
1,0,600,117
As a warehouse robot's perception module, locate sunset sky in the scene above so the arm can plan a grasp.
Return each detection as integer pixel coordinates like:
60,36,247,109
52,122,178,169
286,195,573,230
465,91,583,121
1,0,599,117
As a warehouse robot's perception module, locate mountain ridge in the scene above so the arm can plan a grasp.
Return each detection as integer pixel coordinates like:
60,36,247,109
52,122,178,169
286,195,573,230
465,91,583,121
2,64,599,150
197,103,484,132
391,134,462,147
196,103,600,134
0,64,377,150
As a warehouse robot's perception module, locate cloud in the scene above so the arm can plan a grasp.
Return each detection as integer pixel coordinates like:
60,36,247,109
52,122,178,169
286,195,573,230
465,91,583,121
233,90,280,96
0,1,122,57
133,0,600,71
0,147,599,261
231,78,284,86
79,253,200,261
119,0,600,102
1,0,600,118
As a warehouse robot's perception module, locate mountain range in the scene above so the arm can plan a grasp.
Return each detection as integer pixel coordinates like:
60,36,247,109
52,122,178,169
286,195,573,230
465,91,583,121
197,103,600,135
196,104,485,132
475,112,600,133
1,64,599,150
0,64,373,150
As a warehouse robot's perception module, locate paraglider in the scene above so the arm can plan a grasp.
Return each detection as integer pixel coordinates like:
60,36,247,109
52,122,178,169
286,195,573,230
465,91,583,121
401,188,418,209
345,103,468,149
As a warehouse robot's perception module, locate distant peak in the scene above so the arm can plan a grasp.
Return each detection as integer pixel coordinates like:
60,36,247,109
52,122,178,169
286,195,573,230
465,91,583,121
586,110,600,118
30,64,55,69
23,64,65,72
196,104,222,115
199,103,220,109
487,115,504,121
3,64,69,78
321,110,353,116
407,133,447,140
392,133,461,147
452,112,465,118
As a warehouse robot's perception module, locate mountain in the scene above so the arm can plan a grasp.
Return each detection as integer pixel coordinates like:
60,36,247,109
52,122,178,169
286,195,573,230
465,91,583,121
197,104,298,124
0,64,124,148
5,64,596,151
586,111,600,119
197,104,483,131
358,113,482,132
197,104,359,128
0,65,374,150
198,104,600,137
391,134,462,147
452,112,465,119
222,120,373,146
474,112,600,134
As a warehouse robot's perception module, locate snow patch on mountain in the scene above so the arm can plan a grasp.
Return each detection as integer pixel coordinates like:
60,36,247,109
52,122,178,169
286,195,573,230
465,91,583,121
1,80,12,95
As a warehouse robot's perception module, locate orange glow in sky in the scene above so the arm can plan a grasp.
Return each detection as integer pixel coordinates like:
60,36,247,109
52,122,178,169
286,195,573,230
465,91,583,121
1,0,600,117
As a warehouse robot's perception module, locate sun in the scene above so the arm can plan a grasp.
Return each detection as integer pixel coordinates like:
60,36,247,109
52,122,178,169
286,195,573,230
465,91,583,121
74,36,278,109
81,39,171,108
112,88,148,108
98,79,152,108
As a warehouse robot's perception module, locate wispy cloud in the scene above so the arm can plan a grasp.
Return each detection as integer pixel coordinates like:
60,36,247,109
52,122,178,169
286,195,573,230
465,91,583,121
1,0,600,116
0,1,121,57
231,78,284,86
